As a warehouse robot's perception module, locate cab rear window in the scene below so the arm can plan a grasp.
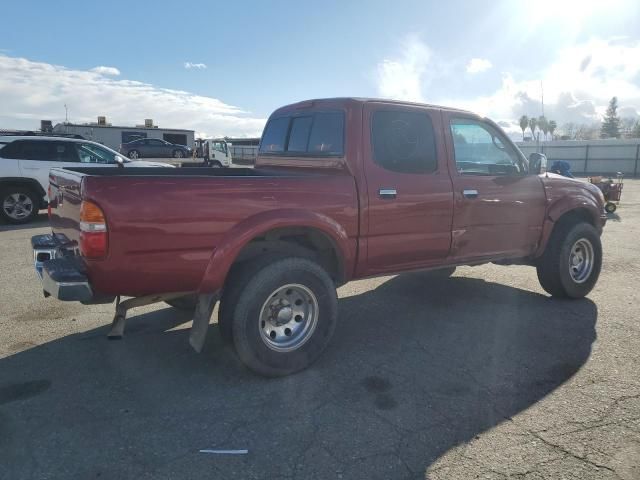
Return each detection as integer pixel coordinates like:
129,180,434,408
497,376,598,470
259,111,344,156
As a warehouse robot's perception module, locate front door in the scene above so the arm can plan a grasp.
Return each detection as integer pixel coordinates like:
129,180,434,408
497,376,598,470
363,103,454,275
442,112,547,261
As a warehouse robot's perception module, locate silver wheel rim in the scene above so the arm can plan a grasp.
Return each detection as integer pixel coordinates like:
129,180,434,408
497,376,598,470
569,238,594,283
174,151,183,158
129,151,139,159
3,193,34,220
259,284,319,352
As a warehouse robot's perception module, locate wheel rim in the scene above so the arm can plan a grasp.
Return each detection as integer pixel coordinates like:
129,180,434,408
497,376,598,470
174,151,183,158
3,193,34,220
129,151,139,159
259,284,319,352
569,238,594,284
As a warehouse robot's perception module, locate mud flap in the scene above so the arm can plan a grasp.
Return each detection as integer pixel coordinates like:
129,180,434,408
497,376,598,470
189,293,218,353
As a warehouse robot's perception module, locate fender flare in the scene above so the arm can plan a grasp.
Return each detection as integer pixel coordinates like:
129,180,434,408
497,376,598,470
197,209,352,293
535,194,603,257
0,177,47,206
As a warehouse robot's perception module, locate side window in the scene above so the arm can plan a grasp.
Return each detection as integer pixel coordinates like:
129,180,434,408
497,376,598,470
19,141,77,162
51,142,79,162
0,141,24,159
371,110,438,174
76,143,116,164
450,119,523,175
287,116,313,152
259,117,289,153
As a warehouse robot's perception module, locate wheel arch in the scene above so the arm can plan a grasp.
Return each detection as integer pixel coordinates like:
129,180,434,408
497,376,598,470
0,177,47,207
198,209,353,293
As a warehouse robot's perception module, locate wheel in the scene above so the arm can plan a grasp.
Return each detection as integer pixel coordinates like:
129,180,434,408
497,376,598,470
226,257,337,376
165,294,197,311
128,150,140,159
173,150,184,158
605,202,617,213
0,186,39,224
210,161,222,168
536,221,602,298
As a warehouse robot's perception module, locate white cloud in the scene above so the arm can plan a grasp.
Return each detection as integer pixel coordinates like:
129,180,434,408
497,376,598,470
466,58,492,74
90,66,120,76
443,38,640,134
0,55,265,138
376,35,431,102
184,62,207,70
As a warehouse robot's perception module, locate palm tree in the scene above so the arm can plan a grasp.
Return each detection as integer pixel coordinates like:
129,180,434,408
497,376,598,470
548,120,557,141
538,116,549,141
519,115,529,141
528,117,537,141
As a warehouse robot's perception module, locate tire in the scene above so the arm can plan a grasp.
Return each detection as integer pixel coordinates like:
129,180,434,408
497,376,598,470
173,150,184,159
210,161,222,168
227,257,338,377
0,186,40,224
605,202,617,213
165,294,198,311
536,221,602,298
128,150,140,159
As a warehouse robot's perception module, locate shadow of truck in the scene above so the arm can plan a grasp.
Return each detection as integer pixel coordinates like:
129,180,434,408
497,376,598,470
0,274,596,479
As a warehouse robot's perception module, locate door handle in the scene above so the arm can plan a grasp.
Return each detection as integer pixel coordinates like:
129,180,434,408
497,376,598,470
462,189,479,199
379,188,397,199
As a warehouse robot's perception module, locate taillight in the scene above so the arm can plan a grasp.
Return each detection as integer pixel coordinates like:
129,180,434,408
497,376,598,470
79,200,108,258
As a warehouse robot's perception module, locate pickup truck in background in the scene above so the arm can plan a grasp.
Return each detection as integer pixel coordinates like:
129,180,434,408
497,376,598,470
31,98,607,377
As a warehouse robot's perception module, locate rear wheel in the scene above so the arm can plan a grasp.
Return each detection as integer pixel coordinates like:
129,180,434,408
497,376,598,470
210,161,222,168
128,150,140,159
605,202,617,213
536,221,602,298
173,150,184,158
0,186,39,224
225,257,337,376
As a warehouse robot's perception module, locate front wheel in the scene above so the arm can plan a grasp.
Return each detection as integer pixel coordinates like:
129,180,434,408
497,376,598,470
228,257,337,376
128,150,140,159
536,221,602,298
605,202,617,213
210,161,223,168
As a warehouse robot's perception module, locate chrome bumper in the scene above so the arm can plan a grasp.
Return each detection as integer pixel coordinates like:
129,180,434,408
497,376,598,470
32,234,93,302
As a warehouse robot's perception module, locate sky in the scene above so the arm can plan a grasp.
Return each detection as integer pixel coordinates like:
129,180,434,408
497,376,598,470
1,0,639,139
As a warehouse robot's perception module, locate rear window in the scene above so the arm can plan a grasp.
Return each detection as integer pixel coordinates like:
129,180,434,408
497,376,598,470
259,111,344,156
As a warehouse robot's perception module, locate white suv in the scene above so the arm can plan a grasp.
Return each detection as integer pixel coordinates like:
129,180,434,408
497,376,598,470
0,135,172,224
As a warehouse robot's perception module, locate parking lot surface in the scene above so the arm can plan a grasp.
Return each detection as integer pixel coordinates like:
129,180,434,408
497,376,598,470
1,180,639,479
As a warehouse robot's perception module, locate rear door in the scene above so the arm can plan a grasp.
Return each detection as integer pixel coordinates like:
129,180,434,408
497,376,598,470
362,102,454,275
442,112,546,260
18,140,80,198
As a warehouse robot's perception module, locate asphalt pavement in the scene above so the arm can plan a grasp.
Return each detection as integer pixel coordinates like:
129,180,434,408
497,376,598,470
1,180,639,479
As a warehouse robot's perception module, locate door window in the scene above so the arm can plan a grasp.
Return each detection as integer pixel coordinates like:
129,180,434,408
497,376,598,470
450,120,523,175
19,141,79,162
76,143,117,164
146,139,165,146
371,110,437,173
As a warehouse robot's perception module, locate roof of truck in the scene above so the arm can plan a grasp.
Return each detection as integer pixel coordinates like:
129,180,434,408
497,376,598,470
274,97,476,115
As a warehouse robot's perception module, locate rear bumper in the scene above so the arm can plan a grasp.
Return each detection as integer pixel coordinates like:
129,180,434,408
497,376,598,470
32,234,93,302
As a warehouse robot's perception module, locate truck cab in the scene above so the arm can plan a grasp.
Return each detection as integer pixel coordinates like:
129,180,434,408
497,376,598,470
205,139,232,167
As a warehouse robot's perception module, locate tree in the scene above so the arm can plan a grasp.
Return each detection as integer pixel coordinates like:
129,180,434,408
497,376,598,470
528,117,537,141
600,96,621,138
538,116,549,141
519,115,529,141
548,120,557,140
561,122,577,139
631,121,640,139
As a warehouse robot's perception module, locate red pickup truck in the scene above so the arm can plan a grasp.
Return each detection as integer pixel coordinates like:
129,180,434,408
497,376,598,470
32,98,607,376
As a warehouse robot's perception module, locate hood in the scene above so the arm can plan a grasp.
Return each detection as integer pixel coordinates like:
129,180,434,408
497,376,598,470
126,160,175,168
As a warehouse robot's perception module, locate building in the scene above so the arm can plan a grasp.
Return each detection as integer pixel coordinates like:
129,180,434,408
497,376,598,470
52,117,195,151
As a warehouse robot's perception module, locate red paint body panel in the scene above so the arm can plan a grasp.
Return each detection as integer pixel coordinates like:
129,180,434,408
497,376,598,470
46,98,606,299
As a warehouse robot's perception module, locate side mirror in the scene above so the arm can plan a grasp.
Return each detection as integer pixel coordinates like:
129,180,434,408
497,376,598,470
529,153,547,175
115,155,126,168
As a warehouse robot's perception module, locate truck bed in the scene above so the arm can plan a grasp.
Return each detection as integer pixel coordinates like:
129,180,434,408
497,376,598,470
48,166,359,297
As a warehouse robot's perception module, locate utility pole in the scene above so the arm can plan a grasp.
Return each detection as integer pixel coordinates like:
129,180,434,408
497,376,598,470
64,104,68,123
541,81,544,118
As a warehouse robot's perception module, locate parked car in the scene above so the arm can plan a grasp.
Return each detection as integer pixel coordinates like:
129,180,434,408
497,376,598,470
118,138,192,159
31,98,607,377
0,136,172,223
